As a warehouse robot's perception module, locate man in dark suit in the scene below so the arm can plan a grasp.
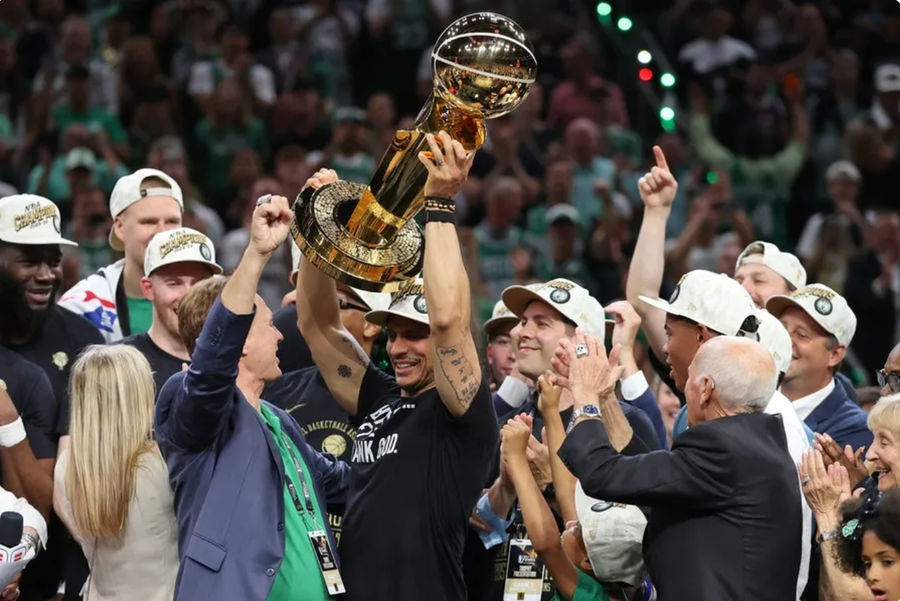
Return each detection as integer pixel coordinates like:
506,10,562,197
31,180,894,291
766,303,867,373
557,334,802,601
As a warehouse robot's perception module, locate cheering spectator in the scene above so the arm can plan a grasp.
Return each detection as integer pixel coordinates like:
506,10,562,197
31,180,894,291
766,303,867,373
564,118,615,224
156,194,350,601
560,334,800,600
187,21,275,117
255,8,304,96
296,135,497,601
122,228,222,393
191,77,268,210
307,107,376,183
67,186,114,277
548,37,629,129
844,211,900,378
797,161,870,292
836,489,900,601
734,240,807,308
54,344,178,601
292,0,360,105
473,177,528,302
32,15,118,115
59,169,183,341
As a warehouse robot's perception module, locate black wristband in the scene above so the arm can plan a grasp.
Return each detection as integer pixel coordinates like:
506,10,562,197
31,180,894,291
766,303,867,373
424,210,455,224
424,195,455,205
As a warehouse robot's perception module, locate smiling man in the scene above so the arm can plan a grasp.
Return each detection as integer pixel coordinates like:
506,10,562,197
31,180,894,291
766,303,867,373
121,227,222,394
296,134,498,601
59,168,183,341
483,299,519,389
734,241,807,308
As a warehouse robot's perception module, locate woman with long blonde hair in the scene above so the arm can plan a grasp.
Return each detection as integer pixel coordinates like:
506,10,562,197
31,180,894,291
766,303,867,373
53,344,177,601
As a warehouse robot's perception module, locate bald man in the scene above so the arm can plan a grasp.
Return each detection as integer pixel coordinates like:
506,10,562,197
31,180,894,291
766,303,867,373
558,335,801,601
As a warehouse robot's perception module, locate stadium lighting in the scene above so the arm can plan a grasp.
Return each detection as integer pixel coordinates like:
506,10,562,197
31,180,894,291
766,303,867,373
617,16,633,31
639,68,653,82
596,2,613,17
637,50,652,64
660,72,676,88
659,106,675,121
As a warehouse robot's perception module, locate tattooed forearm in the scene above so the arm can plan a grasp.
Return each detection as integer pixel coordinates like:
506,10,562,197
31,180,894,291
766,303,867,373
436,344,479,409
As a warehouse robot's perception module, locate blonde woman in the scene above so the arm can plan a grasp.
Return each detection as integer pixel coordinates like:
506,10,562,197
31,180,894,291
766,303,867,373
53,345,177,601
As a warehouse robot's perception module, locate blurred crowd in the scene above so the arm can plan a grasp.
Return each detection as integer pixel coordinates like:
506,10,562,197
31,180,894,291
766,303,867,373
0,0,898,601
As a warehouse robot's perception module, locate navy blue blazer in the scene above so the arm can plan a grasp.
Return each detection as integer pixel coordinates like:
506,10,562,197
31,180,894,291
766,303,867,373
805,379,873,452
155,299,351,601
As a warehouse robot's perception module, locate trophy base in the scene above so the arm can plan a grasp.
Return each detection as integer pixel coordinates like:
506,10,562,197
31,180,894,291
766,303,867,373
291,181,424,293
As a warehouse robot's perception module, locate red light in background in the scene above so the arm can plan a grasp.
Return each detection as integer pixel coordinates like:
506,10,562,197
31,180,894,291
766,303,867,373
638,68,653,82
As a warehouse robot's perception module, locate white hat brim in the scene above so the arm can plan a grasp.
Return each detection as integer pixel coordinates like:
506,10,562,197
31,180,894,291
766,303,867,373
365,308,429,328
1,235,79,247
148,258,223,277
501,285,546,318
483,315,519,337
638,295,684,317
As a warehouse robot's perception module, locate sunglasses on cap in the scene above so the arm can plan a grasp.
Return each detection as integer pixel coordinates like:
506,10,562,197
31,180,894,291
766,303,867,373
877,369,900,394
338,298,368,313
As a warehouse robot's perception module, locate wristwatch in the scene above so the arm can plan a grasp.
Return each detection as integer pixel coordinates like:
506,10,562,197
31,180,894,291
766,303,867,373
571,405,601,421
816,529,839,544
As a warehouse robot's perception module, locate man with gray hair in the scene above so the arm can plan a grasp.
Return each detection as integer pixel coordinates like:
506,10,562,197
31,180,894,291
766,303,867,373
555,334,801,601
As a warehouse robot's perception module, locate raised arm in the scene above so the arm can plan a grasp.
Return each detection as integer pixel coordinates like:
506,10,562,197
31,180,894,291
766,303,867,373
625,146,677,358
419,131,481,417
537,374,577,524
295,170,371,417
501,416,580,601
170,195,293,451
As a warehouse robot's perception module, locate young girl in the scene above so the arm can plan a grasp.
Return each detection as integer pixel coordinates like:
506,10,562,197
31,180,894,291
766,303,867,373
836,489,900,601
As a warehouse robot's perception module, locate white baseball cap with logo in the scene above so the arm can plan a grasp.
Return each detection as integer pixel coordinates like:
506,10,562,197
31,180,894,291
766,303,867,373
755,309,793,375
735,241,807,291
365,278,429,327
289,241,390,312
766,283,857,347
109,168,184,252
143,227,222,276
483,300,518,339
502,278,606,338
0,194,77,247
639,270,758,337
575,482,647,587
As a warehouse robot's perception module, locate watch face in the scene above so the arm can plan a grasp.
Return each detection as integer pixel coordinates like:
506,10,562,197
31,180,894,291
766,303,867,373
578,405,600,416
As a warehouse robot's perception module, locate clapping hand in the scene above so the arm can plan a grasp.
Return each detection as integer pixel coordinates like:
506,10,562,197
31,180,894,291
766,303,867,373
798,449,851,519
551,329,624,403
248,195,292,258
606,300,642,357
537,372,562,417
814,432,869,486
637,146,677,211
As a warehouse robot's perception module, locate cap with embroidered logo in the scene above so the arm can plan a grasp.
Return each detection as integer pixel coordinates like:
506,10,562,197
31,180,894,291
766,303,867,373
143,227,222,276
502,278,606,338
0,194,77,247
483,300,519,340
766,283,857,347
109,168,184,252
365,278,429,327
639,270,758,337
735,241,807,291
575,482,647,587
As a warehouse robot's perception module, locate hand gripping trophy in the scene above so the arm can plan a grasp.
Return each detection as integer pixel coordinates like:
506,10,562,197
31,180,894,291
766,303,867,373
290,12,537,291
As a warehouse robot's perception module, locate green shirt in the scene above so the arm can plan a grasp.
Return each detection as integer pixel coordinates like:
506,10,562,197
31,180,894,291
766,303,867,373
260,405,331,601
552,570,611,601
52,106,128,145
125,296,153,335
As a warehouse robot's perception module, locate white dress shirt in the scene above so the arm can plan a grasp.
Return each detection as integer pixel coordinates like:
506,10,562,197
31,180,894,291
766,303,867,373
789,379,836,422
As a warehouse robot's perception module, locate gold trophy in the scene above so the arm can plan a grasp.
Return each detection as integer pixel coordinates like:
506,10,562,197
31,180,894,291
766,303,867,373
291,12,537,291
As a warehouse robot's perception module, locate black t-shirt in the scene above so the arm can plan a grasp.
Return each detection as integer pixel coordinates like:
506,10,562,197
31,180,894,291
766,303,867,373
8,307,103,435
263,366,357,543
0,347,57,461
341,365,499,601
120,332,186,396
272,305,314,374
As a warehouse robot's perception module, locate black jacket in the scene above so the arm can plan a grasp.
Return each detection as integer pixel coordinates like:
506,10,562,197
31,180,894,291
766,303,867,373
560,413,801,601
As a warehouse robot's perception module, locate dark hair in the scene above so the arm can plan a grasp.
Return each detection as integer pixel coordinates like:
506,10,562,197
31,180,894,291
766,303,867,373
835,489,900,577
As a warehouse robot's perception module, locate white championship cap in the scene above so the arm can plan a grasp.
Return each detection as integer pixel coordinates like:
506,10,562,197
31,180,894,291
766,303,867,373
502,278,606,338
289,241,390,312
483,300,519,339
575,482,647,587
109,168,184,251
365,278,429,327
143,227,222,276
766,283,857,347
735,241,807,291
639,270,758,337
825,160,861,183
0,194,77,247
755,309,793,375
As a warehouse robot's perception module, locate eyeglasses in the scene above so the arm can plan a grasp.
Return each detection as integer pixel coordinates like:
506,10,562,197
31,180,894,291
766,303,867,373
876,369,900,393
338,298,369,313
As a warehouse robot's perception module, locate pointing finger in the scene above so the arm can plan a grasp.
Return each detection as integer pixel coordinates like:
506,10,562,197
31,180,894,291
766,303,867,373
653,145,670,172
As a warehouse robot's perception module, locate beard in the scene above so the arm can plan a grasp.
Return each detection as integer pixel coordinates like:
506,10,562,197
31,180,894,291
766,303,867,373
0,271,58,346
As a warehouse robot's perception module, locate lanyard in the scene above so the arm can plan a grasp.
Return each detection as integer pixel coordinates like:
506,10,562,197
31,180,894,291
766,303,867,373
281,432,314,514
